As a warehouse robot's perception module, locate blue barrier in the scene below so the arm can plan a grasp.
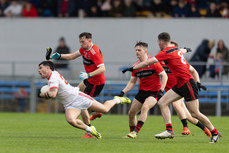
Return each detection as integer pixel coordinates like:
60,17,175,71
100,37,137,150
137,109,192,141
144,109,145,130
0,81,228,104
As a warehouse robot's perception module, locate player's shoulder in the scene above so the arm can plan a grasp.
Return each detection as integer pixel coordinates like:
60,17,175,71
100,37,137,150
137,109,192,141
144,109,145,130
90,44,101,55
132,60,140,67
50,71,60,79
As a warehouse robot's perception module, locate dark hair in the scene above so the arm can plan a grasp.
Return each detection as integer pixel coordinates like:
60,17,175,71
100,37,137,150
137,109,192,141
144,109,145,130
39,61,55,71
79,32,92,39
135,41,148,48
60,37,65,42
158,32,170,43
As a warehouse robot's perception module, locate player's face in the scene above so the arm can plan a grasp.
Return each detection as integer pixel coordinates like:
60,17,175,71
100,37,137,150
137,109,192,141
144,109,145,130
38,65,50,79
79,36,91,50
136,46,146,59
158,40,163,50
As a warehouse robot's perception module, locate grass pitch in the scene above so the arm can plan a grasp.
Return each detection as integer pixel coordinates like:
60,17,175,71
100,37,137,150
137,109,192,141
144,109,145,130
0,113,228,153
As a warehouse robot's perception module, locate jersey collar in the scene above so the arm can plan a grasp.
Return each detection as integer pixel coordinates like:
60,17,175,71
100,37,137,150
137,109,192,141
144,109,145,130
86,43,93,51
48,72,52,80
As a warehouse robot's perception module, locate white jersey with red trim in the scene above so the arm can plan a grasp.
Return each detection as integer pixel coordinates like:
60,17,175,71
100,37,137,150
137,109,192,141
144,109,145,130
48,71,79,107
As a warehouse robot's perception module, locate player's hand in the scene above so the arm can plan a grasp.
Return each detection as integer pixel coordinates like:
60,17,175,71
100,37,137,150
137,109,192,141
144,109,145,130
122,67,134,73
157,90,164,101
50,52,61,60
79,72,91,80
46,47,52,60
118,91,125,97
183,47,192,53
197,82,207,91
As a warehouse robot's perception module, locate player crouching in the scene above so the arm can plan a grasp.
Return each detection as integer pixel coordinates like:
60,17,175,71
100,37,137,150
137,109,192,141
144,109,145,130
38,61,131,139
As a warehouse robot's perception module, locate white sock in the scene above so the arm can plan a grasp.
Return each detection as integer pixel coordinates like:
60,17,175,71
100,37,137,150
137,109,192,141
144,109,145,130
85,126,92,133
114,98,121,104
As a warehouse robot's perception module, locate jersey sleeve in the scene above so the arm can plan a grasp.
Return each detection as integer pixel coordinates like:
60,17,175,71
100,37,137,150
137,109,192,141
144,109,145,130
154,62,164,75
78,48,83,55
92,48,104,67
154,51,168,62
48,77,59,90
131,71,137,77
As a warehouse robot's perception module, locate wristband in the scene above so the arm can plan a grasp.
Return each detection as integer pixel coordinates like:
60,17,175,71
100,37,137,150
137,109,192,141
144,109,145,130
87,73,91,78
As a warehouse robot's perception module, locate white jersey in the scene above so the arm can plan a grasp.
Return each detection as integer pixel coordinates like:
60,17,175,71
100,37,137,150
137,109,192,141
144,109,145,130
48,71,79,107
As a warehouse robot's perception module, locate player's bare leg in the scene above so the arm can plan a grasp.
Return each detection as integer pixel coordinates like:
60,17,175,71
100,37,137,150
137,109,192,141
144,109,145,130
65,108,102,139
77,81,94,138
155,89,182,139
138,97,157,122
158,89,182,124
81,110,94,138
128,99,142,129
128,97,157,139
65,108,86,129
126,99,142,138
182,101,211,137
186,99,221,143
88,97,131,113
186,100,214,131
172,99,191,135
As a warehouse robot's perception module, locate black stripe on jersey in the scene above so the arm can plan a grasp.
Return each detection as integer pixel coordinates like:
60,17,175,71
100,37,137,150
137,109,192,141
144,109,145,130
166,48,179,54
82,56,95,66
162,66,172,74
135,69,156,78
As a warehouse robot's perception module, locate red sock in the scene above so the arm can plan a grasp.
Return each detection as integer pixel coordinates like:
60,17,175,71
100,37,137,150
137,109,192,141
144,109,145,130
211,128,218,136
166,123,173,131
134,121,144,133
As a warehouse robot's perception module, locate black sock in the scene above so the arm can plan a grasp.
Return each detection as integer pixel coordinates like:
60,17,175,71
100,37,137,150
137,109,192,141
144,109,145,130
130,126,135,132
195,121,205,130
87,124,91,127
134,121,144,133
181,119,188,128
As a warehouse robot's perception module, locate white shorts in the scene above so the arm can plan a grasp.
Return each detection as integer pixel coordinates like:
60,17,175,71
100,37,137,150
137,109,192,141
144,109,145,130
64,92,94,110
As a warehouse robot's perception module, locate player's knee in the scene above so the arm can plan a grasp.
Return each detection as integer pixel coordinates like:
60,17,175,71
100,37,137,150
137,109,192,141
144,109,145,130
190,111,199,118
128,110,135,117
66,118,75,125
141,105,149,113
102,108,109,113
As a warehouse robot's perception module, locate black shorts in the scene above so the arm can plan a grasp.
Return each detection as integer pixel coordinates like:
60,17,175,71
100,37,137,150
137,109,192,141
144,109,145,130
172,79,198,102
83,79,104,97
135,90,158,104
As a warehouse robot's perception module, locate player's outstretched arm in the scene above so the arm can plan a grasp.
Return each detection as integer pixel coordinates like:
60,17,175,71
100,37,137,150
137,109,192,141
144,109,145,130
122,58,157,73
121,77,137,96
51,51,81,60
89,65,105,77
133,57,157,70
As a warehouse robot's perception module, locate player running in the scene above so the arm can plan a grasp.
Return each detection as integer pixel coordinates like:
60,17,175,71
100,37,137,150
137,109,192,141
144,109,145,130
118,41,167,139
122,32,221,143
160,41,211,137
51,32,105,138
38,61,131,139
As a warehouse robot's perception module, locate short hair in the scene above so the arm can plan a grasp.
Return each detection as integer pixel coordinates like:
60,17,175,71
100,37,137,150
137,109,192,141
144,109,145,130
79,32,92,39
170,40,178,47
39,61,55,71
158,32,171,43
135,41,148,49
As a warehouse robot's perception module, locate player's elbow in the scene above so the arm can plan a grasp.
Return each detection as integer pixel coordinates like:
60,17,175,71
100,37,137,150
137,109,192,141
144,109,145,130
99,65,106,73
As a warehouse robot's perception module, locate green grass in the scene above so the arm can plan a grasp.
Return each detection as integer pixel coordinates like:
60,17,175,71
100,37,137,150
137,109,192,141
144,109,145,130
0,113,228,153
